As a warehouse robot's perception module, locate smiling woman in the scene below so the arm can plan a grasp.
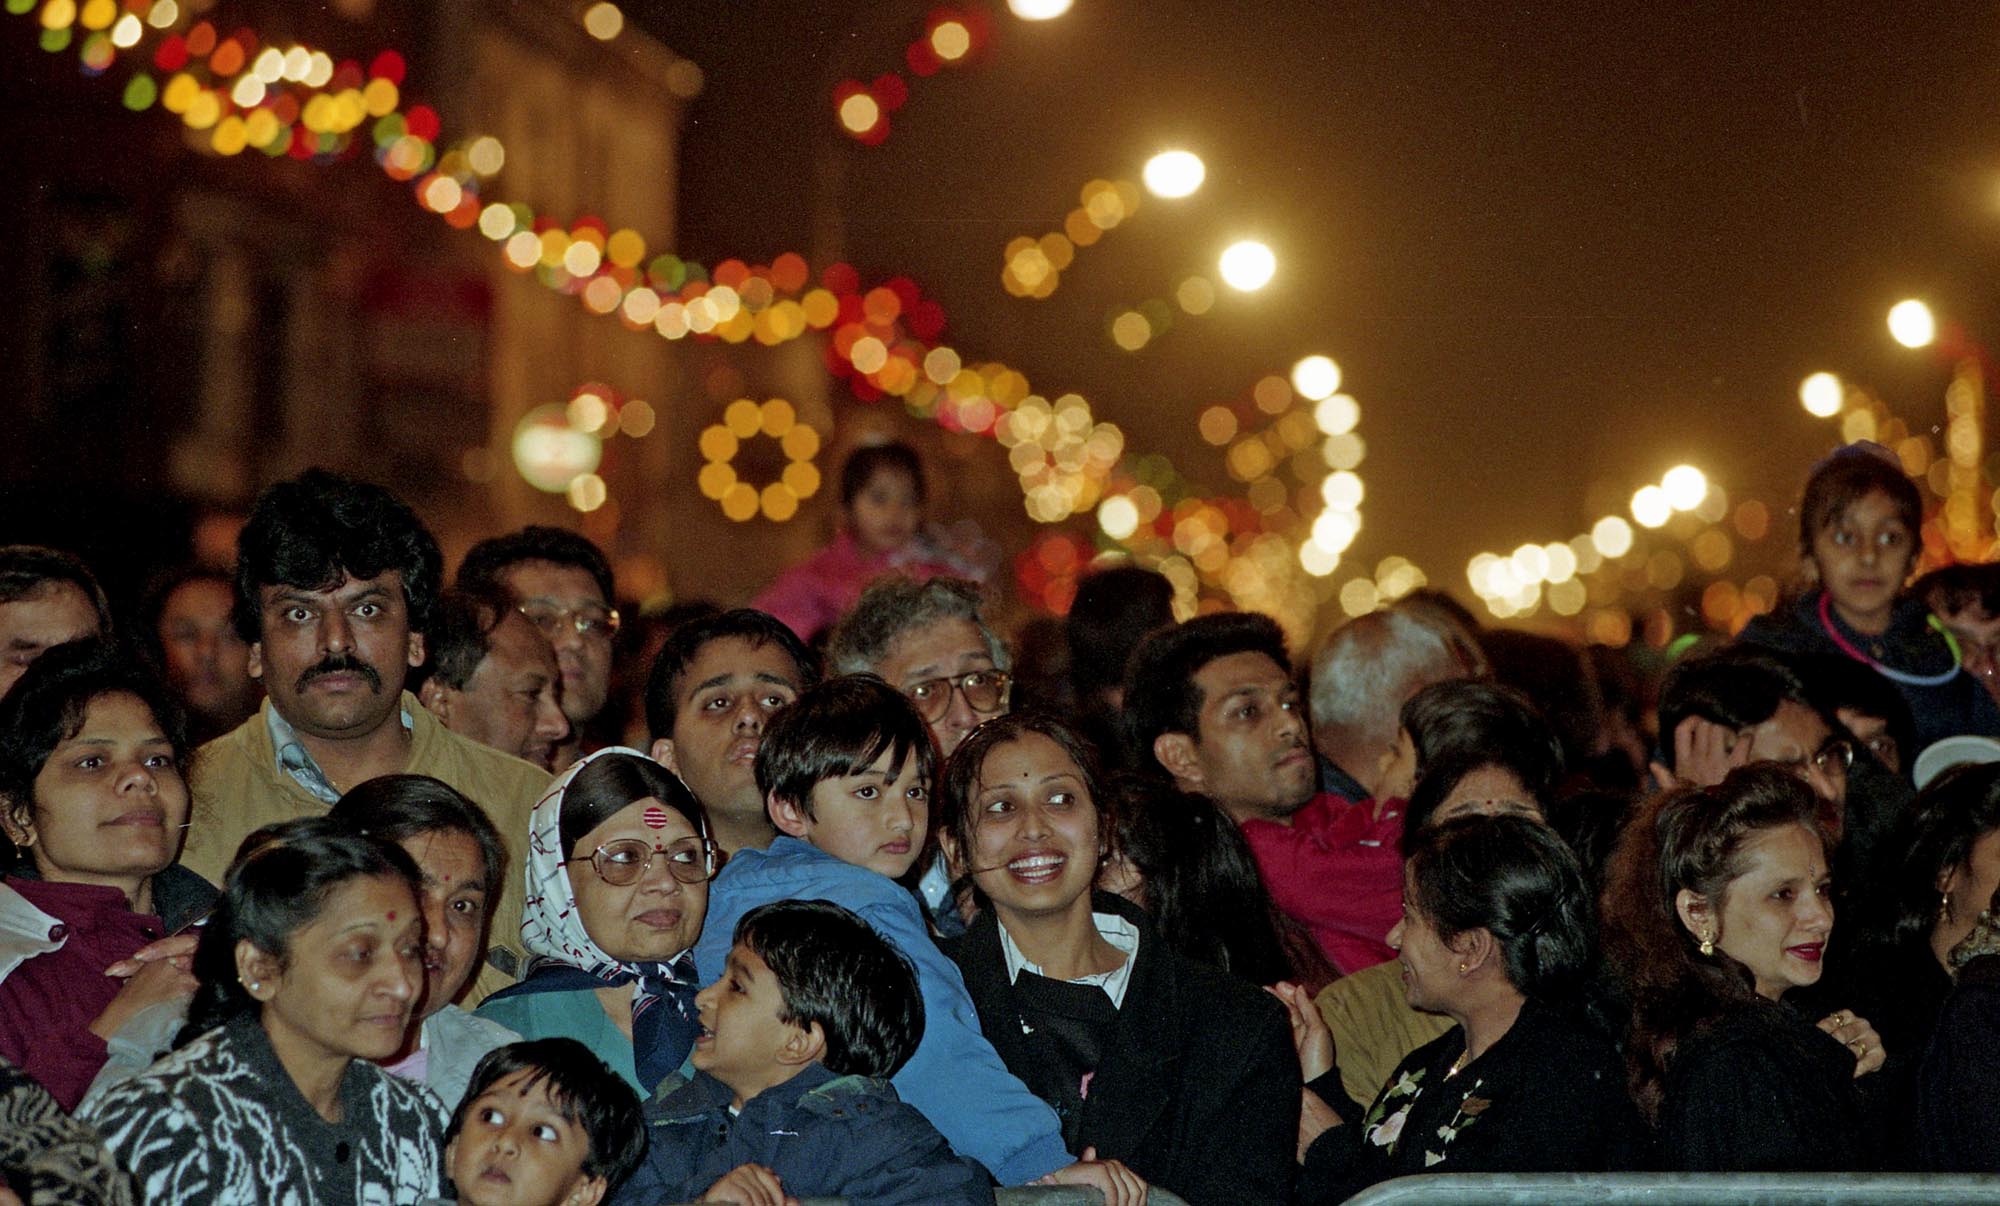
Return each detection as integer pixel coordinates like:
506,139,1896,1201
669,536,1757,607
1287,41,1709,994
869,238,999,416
0,639,213,1112
1601,765,1874,1171
476,748,716,1099
940,712,1301,1206
81,820,446,1204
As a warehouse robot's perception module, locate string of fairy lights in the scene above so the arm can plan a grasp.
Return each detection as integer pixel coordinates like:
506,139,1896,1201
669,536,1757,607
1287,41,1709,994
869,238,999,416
17,0,1461,639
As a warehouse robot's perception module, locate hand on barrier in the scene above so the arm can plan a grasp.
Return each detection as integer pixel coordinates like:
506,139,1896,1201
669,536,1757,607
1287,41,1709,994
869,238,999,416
1038,1148,1148,1206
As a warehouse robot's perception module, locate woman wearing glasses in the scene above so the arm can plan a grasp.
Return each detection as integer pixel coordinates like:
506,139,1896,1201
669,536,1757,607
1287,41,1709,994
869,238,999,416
476,748,716,1098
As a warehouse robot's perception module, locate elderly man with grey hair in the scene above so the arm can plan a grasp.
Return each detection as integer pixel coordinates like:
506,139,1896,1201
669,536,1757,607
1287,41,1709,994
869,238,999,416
828,576,1011,935
1307,602,1486,803
827,575,1013,758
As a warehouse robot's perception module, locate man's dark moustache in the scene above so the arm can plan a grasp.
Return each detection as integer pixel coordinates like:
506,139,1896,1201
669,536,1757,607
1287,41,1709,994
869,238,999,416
297,656,381,691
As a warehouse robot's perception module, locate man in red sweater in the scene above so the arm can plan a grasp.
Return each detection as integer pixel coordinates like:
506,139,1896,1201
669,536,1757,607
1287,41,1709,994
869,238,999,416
1126,612,1404,976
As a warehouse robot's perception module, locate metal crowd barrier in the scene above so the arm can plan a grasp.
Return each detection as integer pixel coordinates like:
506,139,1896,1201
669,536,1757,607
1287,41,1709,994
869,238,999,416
692,1189,1190,1205
1342,1171,2000,1204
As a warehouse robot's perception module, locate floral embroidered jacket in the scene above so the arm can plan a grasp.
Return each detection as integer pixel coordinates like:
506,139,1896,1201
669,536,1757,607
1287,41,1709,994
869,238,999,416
1297,997,1642,1202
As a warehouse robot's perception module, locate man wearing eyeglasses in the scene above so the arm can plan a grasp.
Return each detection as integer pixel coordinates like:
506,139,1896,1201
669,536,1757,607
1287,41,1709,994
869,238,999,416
1653,649,1853,839
458,526,621,772
827,576,1013,758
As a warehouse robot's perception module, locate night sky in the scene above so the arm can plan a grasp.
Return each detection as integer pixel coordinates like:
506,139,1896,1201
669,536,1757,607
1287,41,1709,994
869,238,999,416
640,1,2000,596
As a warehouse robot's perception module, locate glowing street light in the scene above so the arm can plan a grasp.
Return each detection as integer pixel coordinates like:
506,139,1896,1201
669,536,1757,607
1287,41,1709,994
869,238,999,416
1008,0,1073,17
1142,150,1205,199
1631,485,1672,529
1799,371,1843,418
1290,355,1341,401
1219,240,1275,291
1661,464,1708,511
1889,299,1937,349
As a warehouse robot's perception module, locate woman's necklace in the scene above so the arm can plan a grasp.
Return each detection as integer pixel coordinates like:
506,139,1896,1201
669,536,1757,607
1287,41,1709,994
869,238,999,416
1444,1049,1471,1080
1816,592,1961,686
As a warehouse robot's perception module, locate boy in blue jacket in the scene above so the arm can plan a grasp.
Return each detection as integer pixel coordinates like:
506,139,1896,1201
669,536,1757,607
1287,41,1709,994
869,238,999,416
625,900,991,1205
689,675,1141,1200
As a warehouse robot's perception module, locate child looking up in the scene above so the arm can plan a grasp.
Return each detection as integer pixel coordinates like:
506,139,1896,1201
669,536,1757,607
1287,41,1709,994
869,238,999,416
624,900,991,1205
443,1038,645,1206
1739,443,2000,751
689,676,1144,1202
753,441,980,642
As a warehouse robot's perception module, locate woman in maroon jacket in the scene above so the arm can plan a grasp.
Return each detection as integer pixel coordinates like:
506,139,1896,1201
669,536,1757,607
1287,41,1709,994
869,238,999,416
0,640,213,1109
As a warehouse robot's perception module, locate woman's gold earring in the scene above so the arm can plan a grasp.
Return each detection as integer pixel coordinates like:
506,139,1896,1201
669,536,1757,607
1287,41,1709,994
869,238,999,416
1941,890,1955,924
1698,935,1715,957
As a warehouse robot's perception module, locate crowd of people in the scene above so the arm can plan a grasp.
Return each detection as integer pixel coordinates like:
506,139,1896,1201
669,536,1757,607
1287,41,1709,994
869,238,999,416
4,436,2000,1204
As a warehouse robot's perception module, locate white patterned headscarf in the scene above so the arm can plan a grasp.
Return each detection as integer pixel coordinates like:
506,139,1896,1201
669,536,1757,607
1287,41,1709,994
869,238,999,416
519,745,702,975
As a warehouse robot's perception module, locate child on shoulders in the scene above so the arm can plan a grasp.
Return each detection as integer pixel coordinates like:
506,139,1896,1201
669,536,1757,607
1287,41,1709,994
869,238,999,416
626,900,991,1205
688,675,1141,1200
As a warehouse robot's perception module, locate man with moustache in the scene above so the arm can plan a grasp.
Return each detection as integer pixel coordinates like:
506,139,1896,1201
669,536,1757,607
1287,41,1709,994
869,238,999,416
178,470,549,1002
1127,611,1404,976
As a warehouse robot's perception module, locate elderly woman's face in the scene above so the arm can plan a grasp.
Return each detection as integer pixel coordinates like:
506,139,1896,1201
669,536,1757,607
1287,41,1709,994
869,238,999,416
1432,764,1544,827
568,798,709,963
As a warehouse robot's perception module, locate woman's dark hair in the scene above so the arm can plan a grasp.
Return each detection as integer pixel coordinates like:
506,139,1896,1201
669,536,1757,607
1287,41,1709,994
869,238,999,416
233,468,443,643
735,899,925,1079
0,640,190,846
1406,813,1594,1000
1067,566,1175,702
181,818,422,1042
1103,774,1332,988
1401,751,1552,858
450,1039,646,1192
1599,765,1831,1119
1798,443,1922,563
559,753,709,860
839,441,925,509
1867,762,2000,952
1401,678,1564,797
939,711,1108,879
756,676,939,823
329,774,507,898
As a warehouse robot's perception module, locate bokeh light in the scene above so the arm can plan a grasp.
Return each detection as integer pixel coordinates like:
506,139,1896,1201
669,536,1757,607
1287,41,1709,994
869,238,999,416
582,3,624,41
1142,150,1205,199
1008,0,1073,17
1591,515,1635,558
1661,464,1707,511
1631,484,1672,528
1290,355,1341,401
1888,298,1936,349
1218,240,1276,291
1799,371,1843,418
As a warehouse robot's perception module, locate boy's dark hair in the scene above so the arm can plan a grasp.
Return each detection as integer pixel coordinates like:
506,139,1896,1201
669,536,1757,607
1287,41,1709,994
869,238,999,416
329,773,508,899
0,545,112,633
233,469,443,644
449,1038,646,1192
1655,649,1822,772
413,589,511,692
1799,443,1922,561
734,899,924,1078
0,638,188,818
839,441,926,509
644,609,818,738
456,525,617,609
1915,562,2000,619
1123,611,1290,767
755,675,938,821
